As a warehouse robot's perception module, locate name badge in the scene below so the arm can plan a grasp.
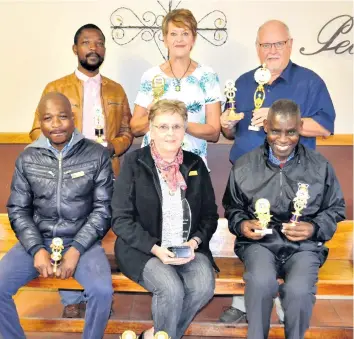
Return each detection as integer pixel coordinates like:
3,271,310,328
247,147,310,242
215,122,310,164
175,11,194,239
189,170,198,176
71,171,85,179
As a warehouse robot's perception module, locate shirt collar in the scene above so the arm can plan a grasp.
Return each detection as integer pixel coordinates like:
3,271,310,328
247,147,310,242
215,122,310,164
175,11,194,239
46,133,74,157
75,68,101,84
268,146,295,166
277,60,293,83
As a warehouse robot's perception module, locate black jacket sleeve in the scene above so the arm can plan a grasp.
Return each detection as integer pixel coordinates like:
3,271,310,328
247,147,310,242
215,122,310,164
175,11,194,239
7,156,44,253
222,167,251,237
72,148,113,251
190,159,219,244
308,162,346,242
111,153,159,254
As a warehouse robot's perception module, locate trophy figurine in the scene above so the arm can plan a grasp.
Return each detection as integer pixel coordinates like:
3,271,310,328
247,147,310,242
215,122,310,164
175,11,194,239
224,79,242,121
154,331,170,339
120,330,137,339
291,183,310,225
152,75,165,103
94,106,106,146
254,198,273,235
249,63,271,131
50,237,64,273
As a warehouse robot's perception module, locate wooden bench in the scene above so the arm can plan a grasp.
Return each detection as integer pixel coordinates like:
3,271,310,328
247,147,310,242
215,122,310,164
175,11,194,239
0,213,353,337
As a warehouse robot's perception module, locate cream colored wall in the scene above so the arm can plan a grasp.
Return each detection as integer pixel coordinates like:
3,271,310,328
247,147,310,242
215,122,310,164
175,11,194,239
0,0,352,133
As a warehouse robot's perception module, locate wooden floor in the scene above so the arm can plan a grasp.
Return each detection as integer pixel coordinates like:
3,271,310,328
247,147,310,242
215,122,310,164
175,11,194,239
15,290,353,338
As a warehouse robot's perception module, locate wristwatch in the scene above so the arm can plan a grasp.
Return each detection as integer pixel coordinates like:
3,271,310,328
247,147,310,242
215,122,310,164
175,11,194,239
191,237,202,249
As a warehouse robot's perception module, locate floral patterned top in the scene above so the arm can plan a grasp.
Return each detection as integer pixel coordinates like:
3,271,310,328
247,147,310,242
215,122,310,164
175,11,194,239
134,64,222,166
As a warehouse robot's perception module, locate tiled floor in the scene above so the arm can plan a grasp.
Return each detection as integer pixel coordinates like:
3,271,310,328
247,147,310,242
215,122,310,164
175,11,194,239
13,290,352,338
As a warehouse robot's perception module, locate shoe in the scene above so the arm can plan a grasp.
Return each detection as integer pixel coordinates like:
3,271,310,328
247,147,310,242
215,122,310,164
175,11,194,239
219,306,247,323
62,303,81,318
138,331,146,339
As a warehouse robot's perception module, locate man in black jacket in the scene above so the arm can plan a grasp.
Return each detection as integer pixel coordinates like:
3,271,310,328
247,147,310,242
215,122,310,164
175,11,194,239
0,93,114,339
223,99,345,339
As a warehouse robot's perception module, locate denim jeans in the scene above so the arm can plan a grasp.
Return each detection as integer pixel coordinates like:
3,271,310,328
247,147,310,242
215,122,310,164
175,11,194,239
0,240,113,339
140,252,215,339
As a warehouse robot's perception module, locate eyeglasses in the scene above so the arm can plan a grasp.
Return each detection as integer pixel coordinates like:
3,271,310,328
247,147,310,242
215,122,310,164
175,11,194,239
152,124,185,133
258,39,290,50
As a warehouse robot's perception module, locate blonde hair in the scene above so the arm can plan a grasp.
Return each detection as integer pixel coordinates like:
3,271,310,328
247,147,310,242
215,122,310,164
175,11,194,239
149,99,188,123
162,9,197,37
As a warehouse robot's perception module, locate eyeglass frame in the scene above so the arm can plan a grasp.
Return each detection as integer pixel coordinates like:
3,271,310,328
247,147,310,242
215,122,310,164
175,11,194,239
257,39,291,50
151,123,186,133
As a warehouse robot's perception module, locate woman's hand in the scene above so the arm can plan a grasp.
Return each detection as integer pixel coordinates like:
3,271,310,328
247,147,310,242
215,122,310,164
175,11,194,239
151,244,194,265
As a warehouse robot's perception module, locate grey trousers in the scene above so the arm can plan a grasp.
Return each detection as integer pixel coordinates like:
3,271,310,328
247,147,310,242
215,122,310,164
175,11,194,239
243,244,320,339
0,241,113,339
140,253,215,339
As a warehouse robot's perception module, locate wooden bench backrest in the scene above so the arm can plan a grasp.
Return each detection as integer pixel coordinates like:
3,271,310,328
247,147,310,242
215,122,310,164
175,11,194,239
0,213,352,261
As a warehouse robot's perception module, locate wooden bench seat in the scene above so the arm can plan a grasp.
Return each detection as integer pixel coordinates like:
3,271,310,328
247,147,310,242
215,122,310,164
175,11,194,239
0,213,353,337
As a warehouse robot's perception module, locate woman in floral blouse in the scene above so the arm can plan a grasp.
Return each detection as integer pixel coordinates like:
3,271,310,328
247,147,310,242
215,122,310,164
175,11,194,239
130,8,222,167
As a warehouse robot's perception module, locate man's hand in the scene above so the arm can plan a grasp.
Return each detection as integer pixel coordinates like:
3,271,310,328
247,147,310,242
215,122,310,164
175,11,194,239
282,221,315,242
220,110,244,129
34,248,53,278
151,245,193,265
251,107,269,128
241,220,266,240
55,247,80,279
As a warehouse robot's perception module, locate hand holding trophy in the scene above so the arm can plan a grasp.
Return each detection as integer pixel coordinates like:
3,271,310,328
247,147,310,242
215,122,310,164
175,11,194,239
290,183,310,225
152,75,165,103
224,79,243,121
254,198,273,235
249,63,271,131
50,237,64,274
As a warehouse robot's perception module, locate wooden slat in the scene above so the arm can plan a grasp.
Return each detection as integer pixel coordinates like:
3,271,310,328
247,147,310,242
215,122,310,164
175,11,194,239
0,133,353,146
18,318,354,338
1,214,353,296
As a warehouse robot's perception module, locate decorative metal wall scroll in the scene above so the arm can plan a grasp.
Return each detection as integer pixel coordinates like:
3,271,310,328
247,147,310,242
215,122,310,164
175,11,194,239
110,0,228,60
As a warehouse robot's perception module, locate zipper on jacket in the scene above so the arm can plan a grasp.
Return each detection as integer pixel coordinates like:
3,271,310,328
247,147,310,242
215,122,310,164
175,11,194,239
53,152,63,237
279,169,283,197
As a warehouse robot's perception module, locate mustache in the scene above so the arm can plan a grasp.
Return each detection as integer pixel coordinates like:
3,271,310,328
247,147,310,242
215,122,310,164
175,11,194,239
86,52,101,58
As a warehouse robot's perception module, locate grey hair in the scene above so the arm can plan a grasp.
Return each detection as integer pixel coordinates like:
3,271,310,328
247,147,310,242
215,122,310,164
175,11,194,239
256,20,292,43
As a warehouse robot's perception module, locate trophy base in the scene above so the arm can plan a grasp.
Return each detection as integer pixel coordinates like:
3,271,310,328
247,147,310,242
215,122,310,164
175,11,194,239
248,125,260,131
255,229,273,235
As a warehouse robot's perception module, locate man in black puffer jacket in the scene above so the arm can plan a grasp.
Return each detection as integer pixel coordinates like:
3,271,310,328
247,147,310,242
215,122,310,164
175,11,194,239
0,92,114,339
223,99,345,339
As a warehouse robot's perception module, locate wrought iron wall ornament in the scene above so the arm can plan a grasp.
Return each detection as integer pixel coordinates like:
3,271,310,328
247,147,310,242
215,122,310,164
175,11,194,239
110,0,228,60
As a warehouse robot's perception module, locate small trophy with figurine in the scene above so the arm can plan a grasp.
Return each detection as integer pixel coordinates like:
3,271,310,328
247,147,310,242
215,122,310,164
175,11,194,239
290,183,310,225
224,79,242,121
254,198,273,235
94,106,107,146
152,75,165,103
50,238,64,273
249,63,271,131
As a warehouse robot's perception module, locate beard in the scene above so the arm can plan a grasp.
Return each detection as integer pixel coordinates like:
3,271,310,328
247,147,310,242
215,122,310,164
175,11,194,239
79,53,104,72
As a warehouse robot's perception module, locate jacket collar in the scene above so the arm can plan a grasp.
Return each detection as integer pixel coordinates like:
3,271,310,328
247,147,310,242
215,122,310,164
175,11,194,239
27,128,85,151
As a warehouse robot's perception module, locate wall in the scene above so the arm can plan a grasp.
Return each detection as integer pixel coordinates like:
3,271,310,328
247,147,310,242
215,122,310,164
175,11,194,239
0,0,352,133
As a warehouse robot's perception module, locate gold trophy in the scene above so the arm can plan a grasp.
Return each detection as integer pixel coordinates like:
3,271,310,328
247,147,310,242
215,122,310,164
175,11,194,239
248,63,271,131
254,198,273,235
120,330,137,339
152,75,165,103
50,237,64,273
154,331,170,339
290,183,310,225
224,79,242,121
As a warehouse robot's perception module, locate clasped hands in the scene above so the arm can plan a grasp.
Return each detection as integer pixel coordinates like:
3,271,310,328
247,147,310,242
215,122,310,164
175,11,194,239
34,247,80,279
241,219,314,241
151,239,197,265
